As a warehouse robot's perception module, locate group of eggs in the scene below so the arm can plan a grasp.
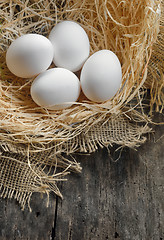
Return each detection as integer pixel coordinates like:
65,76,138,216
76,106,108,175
6,21,122,110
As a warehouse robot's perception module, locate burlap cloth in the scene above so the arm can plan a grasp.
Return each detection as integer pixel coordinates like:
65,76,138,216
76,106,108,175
0,0,163,210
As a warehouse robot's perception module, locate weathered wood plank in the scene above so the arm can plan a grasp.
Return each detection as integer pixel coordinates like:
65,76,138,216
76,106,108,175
0,114,163,240
55,116,164,240
0,193,56,240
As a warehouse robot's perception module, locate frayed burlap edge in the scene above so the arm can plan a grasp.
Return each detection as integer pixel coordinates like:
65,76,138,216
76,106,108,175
0,114,152,210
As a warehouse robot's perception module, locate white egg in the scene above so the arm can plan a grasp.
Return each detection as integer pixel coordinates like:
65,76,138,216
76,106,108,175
31,68,80,110
6,34,54,78
80,50,122,102
49,21,90,72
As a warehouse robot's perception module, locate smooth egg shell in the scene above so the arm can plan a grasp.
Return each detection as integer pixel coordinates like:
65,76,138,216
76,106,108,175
80,50,122,102
6,34,54,78
49,21,90,72
31,68,80,110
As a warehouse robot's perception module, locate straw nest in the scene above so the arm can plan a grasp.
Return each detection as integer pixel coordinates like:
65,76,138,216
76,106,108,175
0,0,163,207
0,0,162,145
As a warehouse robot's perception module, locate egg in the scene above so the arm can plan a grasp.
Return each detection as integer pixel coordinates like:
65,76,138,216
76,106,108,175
49,21,90,72
80,50,122,102
6,34,54,78
30,68,80,110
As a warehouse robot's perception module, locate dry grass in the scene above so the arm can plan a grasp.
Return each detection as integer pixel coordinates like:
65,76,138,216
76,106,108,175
0,0,162,147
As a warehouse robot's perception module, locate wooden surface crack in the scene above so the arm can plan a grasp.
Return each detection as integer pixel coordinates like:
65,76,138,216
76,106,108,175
51,196,59,240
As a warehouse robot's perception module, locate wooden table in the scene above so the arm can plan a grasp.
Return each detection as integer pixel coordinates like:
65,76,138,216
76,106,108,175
0,113,163,240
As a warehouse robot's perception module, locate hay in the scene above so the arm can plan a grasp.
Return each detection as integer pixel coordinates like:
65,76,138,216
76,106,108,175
0,0,163,209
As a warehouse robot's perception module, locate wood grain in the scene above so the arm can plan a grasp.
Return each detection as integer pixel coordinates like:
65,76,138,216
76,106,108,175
0,193,56,240
0,113,163,240
55,114,164,240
